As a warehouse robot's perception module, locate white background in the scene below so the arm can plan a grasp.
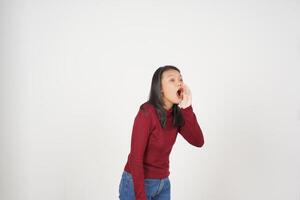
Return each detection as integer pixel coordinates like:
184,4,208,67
1,0,300,199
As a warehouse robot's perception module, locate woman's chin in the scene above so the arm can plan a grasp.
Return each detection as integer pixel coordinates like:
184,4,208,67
173,97,182,104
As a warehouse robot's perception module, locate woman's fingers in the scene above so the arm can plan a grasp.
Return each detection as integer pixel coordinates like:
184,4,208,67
182,83,187,94
181,83,192,107
183,83,190,96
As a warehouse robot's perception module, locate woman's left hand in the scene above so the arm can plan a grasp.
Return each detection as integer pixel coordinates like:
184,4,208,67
178,83,192,109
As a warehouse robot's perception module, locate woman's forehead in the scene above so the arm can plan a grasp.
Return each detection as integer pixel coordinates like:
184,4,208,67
162,70,182,78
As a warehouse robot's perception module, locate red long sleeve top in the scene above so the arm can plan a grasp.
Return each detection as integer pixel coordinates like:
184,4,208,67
123,102,204,200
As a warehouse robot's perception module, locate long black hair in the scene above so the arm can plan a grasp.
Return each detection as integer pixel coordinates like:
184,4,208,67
142,65,185,129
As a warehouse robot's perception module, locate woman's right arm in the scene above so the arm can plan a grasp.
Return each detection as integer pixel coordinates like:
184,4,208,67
128,107,152,200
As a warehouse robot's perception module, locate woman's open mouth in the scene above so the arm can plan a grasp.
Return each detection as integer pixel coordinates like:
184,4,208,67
176,88,183,98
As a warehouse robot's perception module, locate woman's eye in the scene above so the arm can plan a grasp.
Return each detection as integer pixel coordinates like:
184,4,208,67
169,78,183,82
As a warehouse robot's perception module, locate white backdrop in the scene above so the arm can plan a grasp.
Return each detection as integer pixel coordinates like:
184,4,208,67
1,0,300,199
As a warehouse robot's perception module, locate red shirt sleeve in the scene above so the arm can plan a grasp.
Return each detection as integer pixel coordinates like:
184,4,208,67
128,107,152,200
178,105,205,147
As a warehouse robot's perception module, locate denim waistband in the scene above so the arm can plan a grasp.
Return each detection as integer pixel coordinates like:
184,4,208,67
123,170,169,181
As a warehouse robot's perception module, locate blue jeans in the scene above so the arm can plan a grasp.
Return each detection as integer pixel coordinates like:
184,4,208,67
118,170,171,200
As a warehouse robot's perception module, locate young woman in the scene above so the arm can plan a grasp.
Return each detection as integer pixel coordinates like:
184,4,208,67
118,65,205,200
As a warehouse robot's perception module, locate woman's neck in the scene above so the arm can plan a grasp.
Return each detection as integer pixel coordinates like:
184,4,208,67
163,103,173,111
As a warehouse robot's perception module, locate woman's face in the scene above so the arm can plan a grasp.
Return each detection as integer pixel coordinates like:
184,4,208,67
161,69,184,110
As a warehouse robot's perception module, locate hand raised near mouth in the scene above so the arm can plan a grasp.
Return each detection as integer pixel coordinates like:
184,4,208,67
178,83,192,109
